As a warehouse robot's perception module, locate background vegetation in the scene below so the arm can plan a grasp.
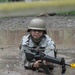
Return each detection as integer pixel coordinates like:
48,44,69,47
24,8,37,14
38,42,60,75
0,0,75,17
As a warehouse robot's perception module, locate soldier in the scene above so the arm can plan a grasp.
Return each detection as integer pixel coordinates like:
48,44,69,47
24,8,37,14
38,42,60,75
20,18,56,74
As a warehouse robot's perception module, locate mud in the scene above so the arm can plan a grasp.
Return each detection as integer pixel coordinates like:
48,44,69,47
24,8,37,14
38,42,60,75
0,16,75,29
0,16,75,75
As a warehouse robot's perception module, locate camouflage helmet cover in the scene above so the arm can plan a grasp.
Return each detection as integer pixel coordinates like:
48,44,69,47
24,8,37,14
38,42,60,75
27,18,47,34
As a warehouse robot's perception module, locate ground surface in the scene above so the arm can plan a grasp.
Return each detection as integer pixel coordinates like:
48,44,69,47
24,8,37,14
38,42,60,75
0,16,75,75
0,16,75,29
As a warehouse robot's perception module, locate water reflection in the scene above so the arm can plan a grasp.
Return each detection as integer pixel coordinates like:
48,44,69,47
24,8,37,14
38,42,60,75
0,28,75,49
0,29,27,48
48,28,75,49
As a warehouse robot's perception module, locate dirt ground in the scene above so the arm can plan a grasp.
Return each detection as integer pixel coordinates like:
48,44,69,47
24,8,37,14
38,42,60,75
0,16,75,75
0,16,75,29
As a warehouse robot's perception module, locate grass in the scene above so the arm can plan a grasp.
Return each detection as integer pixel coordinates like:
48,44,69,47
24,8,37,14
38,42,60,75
0,0,75,10
57,11,75,16
0,0,75,17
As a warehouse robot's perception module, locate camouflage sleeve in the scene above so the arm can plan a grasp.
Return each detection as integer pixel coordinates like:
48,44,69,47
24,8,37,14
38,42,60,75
44,40,56,58
20,45,36,70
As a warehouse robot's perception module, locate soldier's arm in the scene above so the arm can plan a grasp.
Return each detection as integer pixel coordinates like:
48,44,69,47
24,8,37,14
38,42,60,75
20,45,36,70
45,40,56,58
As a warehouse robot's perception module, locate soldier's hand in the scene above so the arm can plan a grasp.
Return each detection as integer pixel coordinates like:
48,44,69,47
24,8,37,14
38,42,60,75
33,60,42,68
43,60,53,65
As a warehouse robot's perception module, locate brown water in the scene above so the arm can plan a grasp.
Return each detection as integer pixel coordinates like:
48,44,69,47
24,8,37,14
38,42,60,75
0,16,75,75
0,28,75,49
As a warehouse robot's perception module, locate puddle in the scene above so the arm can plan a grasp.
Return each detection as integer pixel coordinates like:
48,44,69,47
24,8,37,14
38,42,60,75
0,28,75,75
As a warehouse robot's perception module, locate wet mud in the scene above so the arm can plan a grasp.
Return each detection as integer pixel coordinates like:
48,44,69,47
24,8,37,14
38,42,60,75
0,16,75,75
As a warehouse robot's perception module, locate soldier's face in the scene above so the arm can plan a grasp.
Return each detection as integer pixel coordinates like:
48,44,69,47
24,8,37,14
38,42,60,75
30,30,44,39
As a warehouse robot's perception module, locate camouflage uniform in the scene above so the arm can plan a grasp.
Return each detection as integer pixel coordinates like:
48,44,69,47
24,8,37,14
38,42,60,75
20,34,56,71
20,18,56,75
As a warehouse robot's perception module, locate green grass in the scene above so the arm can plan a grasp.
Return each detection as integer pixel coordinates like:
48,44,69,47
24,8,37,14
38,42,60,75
0,0,75,17
0,0,75,11
57,11,75,16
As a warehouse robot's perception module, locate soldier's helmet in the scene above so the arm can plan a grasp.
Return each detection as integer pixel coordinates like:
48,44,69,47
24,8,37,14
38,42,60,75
27,18,47,34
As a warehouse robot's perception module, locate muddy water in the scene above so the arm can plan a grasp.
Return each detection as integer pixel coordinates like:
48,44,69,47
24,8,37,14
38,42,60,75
0,16,75,75
0,28,75,75
0,28,75,49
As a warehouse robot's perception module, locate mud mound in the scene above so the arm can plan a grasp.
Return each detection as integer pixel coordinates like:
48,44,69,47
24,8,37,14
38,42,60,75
0,16,75,30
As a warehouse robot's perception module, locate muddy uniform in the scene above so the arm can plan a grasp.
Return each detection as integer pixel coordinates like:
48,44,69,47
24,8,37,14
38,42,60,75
20,34,56,74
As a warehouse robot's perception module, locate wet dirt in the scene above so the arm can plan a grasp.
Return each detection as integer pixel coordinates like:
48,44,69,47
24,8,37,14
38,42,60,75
0,16,75,75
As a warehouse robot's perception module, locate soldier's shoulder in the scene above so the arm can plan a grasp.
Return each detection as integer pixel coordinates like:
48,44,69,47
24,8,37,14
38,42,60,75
45,35,51,41
22,34,30,40
22,34,30,45
45,35,54,44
